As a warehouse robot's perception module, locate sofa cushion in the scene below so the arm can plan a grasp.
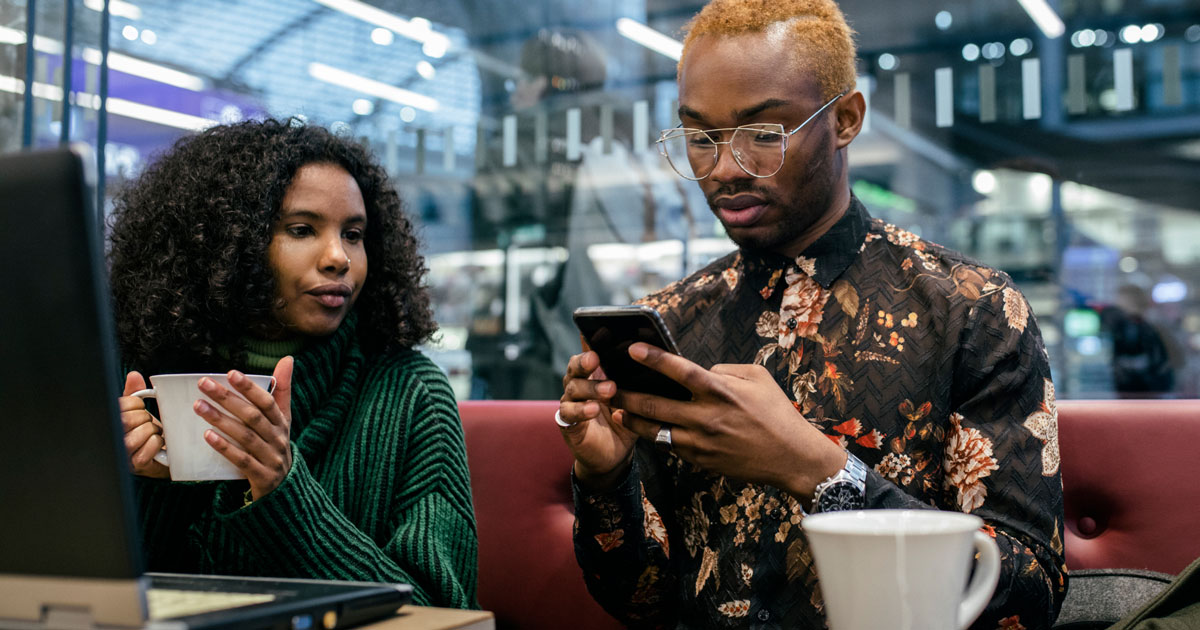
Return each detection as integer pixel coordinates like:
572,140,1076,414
460,400,622,630
1059,400,1200,574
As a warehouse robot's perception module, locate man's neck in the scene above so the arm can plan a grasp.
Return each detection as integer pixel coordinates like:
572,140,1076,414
776,187,851,259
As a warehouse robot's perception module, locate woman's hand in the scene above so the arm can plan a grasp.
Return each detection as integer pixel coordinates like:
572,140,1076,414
119,371,170,478
194,357,294,501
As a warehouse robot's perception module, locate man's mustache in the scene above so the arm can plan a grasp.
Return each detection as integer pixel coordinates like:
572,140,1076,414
706,184,774,208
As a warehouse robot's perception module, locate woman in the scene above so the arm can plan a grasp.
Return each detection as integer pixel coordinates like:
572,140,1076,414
109,119,477,609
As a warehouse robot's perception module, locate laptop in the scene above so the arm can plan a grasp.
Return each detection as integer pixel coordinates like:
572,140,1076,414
0,148,412,629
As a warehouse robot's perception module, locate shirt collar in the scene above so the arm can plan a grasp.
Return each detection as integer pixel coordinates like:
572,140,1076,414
739,194,870,293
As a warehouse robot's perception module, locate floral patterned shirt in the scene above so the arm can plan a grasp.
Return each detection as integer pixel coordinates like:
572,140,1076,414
572,196,1067,630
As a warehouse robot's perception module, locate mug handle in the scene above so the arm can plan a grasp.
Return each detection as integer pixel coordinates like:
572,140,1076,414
130,388,170,467
957,530,1001,630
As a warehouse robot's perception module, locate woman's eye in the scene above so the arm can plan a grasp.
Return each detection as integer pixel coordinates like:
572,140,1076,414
344,229,364,243
286,225,314,237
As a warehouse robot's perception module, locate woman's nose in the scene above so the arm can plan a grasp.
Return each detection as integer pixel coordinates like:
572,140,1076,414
320,239,350,273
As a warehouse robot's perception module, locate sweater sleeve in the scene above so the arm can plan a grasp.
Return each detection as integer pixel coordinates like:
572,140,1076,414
210,360,478,609
132,477,219,572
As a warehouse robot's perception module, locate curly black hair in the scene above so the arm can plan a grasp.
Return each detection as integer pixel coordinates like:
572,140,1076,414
108,118,436,373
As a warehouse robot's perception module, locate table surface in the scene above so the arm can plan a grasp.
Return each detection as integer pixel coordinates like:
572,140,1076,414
360,606,495,630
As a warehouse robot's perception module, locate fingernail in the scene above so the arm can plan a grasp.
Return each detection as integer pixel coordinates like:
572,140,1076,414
198,377,215,391
629,343,649,360
599,382,616,396
194,400,209,414
228,370,243,383
204,430,219,445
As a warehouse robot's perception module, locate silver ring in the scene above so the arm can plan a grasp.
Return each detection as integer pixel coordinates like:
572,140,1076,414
554,409,572,428
654,425,673,452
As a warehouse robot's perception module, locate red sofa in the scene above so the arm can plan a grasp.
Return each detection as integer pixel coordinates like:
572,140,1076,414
460,399,1200,629
1059,399,1200,575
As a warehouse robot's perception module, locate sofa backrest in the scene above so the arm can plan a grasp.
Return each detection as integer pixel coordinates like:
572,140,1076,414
1059,399,1200,575
459,398,1200,628
459,400,623,630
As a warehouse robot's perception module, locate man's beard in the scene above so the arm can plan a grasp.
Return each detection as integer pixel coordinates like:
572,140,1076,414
705,148,836,256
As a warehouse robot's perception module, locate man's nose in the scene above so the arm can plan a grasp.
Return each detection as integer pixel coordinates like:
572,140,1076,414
709,141,752,184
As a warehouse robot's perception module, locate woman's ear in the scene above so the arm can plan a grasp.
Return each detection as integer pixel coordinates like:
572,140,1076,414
834,91,866,149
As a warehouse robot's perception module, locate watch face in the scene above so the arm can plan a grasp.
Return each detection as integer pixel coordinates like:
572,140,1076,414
817,481,865,512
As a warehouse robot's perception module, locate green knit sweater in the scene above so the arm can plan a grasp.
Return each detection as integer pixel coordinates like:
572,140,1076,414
132,314,478,608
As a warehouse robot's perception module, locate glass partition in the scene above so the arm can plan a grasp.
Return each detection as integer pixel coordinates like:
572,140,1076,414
4,0,1198,399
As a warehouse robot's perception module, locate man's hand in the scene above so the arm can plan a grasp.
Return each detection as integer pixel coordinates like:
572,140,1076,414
558,350,638,491
613,342,846,502
192,357,294,501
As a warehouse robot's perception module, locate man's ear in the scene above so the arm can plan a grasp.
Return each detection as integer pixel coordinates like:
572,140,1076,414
834,91,866,149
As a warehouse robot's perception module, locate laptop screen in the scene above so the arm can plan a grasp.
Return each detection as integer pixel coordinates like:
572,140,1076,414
0,148,144,580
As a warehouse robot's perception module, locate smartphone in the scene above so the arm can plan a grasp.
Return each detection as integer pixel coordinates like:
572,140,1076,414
572,305,692,401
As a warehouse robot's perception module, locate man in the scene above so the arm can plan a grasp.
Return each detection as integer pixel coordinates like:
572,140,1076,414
556,0,1067,628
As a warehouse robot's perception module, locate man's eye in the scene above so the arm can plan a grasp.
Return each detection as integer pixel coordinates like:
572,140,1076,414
687,134,716,147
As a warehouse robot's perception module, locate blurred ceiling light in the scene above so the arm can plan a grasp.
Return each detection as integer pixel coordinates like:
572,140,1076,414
0,27,207,91
1094,29,1111,46
81,48,207,91
421,38,448,58
1119,256,1139,273
982,42,1006,59
616,17,683,61
935,10,953,31
416,60,436,79
122,25,139,41
308,62,439,112
371,27,394,46
877,53,897,70
1071,29,1096,47
962,43,981,61
352,98,374,115
1152,280,1187,303
1120,24,1143,44
1010,37,1033,56
311,0,450,55
1141,23,1163,42
82,0,143,21
400,106,417,122
973,170,997,195
0,75,216,130
1016,0,1065,39
1187,25,1200,43
140,29,157,45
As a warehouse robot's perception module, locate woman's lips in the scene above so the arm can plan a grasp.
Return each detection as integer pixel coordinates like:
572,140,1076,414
308,285,352,308
312,293,347,308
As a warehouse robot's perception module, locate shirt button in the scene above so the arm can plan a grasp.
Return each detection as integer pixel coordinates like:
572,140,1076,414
770,507,784,520
757,609,770,621
787,318,797,329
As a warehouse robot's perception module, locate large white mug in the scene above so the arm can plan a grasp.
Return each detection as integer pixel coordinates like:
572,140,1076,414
132,373,275,481
804,509,1000,630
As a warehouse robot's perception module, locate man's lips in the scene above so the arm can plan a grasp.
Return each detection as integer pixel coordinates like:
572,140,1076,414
714,194,770,228
307,284,352,308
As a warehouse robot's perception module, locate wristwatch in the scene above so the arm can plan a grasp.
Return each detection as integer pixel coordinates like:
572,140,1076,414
811,451,868,513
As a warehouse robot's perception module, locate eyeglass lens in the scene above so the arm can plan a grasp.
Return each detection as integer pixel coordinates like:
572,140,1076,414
659,126,787,180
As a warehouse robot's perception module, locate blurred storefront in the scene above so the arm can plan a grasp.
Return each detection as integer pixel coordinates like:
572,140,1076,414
3,0,1198,399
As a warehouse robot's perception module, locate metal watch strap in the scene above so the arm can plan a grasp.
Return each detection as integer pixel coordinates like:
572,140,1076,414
810,451,868,513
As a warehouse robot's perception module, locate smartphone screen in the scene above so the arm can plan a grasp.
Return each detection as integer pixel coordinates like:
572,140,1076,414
572,305,692,401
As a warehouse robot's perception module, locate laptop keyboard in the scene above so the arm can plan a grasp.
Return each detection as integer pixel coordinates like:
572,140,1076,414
146,588,277,620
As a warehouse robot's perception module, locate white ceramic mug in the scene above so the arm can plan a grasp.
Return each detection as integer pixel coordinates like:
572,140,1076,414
132,373,275,481
804,509,1000,630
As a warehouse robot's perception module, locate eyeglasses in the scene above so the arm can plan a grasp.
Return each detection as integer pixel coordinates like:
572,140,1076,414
656,91,847,181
